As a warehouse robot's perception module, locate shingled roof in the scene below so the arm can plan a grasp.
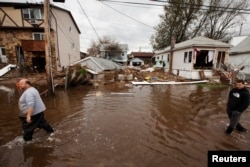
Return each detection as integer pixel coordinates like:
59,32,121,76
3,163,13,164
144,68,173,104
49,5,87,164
156,36,231,54
130,52,154,58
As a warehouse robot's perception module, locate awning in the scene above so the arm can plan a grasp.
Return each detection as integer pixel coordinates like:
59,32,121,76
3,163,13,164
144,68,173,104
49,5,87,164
21,40,45,51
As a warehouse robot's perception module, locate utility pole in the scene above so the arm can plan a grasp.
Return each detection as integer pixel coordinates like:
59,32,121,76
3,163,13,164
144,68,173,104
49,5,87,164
168,36,175,75
44,0,54,95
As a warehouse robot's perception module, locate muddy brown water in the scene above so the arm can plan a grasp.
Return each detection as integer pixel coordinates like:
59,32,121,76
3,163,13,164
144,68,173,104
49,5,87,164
0,83,250,167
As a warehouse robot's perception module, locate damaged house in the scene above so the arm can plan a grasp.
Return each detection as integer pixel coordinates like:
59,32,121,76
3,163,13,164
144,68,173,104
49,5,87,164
0,1,81,72
154,36,231,80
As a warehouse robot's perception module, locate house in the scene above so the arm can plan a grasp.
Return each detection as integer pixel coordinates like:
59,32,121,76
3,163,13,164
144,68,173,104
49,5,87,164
99,44,128,65
229,36,250,80
154,36,231,80
152,51,169,69
128,52,154,67
0,1,81,72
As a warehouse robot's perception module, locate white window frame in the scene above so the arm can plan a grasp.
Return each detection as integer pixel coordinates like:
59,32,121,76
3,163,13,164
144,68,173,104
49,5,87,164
33,33,45,40
22,8,44,20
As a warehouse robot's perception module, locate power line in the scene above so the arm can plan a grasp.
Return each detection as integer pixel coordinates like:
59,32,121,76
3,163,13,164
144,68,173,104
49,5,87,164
102,1,162,9
101,0,250,14
151,0,250,12
99,0,164,7
76,0,102,42
100,2,155,30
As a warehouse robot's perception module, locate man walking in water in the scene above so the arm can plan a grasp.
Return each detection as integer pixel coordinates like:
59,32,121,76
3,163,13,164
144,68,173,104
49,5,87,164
18,78,54,141
226,79,250,134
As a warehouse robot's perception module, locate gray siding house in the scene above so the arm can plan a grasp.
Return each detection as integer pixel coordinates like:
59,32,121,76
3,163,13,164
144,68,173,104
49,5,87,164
99,44,128,65
229,36,250,80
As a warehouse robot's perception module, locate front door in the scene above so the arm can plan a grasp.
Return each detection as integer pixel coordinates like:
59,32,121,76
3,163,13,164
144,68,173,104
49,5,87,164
216,51,226,69
0,47,7,63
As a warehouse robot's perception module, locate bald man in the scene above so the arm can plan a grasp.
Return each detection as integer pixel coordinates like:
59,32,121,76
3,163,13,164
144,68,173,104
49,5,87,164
18,79,54,141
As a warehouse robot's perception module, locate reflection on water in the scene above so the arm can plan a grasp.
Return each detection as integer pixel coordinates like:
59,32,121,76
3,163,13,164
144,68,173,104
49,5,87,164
0,84,250,167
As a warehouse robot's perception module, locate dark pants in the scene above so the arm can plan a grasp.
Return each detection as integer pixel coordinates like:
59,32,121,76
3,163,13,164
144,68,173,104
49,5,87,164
226,109,246,134
227,109,242,129
19,112,54,141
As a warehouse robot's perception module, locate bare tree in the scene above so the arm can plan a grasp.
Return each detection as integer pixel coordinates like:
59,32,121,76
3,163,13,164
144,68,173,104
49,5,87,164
87,36,121,57
151,0,203,50
151,0,249,50
198,0,248,39
87,40,100,57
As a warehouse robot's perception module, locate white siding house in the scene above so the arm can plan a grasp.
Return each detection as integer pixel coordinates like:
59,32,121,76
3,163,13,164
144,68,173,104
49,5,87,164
153,52,170,68
154,36,231,80
51,7,81,70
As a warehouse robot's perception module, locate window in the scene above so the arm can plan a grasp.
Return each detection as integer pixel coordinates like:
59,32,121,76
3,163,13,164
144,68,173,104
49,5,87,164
167,54,170,62
184,52,188,63
188,51,192,63
71,42,75,50
22,8,44,19
33,33,45,40
184,51,192,63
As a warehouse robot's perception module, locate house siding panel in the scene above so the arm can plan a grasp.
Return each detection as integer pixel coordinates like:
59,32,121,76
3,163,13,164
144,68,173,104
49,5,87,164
51,8,80,70
230,53,250,74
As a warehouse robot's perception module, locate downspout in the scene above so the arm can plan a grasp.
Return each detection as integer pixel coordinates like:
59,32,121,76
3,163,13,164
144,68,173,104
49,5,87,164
50,10,61,68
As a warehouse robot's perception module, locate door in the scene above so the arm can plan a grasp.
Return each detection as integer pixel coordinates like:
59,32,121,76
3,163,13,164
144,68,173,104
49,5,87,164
0,47,7,63
216,51,225,69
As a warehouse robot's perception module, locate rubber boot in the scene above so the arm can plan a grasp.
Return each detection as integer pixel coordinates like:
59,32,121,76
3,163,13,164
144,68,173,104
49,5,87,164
236,124,247,132
225,126,234,134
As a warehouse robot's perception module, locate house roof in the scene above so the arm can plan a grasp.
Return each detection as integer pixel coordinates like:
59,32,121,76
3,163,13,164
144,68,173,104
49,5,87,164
155,36,231,54
230,36,250,54
72,56,121,73
0,1,81,33
229,36,248,46
130,52,154,58
131,58,144,62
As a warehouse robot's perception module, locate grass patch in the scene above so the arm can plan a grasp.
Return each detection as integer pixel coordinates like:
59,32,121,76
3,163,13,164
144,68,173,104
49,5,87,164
198,83,229,88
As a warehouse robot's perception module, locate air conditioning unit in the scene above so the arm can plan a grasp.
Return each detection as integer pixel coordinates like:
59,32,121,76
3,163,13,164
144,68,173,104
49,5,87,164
30,19,36,25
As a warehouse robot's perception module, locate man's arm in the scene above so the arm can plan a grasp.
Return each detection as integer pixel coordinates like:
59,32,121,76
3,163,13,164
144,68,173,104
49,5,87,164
26,107,33,123
239,92,250,112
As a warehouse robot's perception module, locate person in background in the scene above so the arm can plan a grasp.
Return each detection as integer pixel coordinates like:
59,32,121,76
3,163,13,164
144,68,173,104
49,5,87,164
18,78,54,141
225,79,250,134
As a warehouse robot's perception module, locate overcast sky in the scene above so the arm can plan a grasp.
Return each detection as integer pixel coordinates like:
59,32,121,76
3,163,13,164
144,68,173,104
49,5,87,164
55,0,163,53
3,0,250,53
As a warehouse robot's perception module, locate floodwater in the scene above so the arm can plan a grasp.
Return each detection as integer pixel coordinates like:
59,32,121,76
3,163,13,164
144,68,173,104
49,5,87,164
0,83,250,167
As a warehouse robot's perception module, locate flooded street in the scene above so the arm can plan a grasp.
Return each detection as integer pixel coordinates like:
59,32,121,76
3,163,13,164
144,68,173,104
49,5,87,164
0,83,250,167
